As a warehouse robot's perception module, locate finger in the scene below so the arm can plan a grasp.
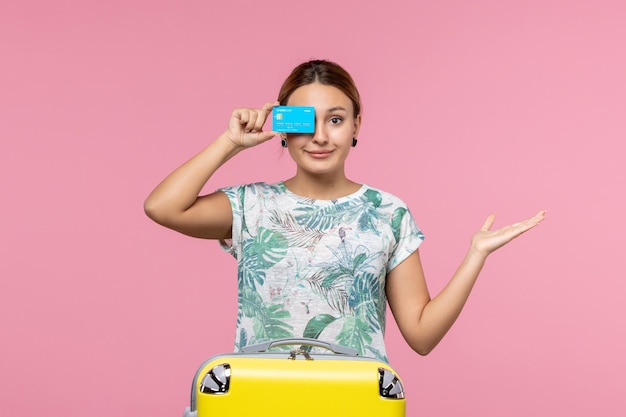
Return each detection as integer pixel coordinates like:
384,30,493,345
533,210,547,223
516,210,547,231
253,110,268,132
254,101,280,132
241,130,277,148
499,212,545,240
480,214,496,231
262,100,280,113
256,130,278,143
244,110,259,132
232,108,249,126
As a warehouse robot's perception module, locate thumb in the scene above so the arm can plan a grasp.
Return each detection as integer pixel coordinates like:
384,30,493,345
253,130,279,145
480,214,496,231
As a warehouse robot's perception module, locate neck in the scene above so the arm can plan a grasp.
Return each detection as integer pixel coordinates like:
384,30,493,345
284,171,360,200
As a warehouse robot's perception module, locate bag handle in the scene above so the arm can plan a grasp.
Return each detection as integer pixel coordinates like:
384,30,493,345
240,337,358,356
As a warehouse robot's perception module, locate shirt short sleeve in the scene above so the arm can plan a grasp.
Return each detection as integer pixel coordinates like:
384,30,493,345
386,205,425,273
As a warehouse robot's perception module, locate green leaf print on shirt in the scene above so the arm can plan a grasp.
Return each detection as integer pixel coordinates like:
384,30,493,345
391,207,407,243
268,209,325,250
237,185,249,235
293,200,358,231
252,303,293,342
391,206,425,244
303,314,339,339
253,227,288,268
362,189,383,208
239,227,288,290
292,189,394,237
349,271,384,333
336,316,373,356
357,189,393,235
323,241,379,284
307,242,378,316
303,240,385,355
238,286,293,344
239,286,264,318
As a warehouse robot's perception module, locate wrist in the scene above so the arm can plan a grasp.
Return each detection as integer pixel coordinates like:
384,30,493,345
215,132,246,154
465,245,489,267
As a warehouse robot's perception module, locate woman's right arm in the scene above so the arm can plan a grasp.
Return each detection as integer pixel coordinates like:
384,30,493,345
143,101,279,239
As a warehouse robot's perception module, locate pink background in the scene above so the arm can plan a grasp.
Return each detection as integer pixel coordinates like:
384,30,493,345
2,1,625,416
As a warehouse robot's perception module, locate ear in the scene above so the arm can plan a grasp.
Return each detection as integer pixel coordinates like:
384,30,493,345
353,114,362,138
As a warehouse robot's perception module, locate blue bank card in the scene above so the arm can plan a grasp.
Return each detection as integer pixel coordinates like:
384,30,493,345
272,106,315,133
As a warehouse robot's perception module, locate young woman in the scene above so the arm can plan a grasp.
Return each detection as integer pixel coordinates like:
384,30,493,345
144,60,545,362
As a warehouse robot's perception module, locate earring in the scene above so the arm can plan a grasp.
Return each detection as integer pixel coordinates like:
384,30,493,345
281,137,288,148
352,138,358,147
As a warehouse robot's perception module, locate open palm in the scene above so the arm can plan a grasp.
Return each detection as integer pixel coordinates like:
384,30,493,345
471,210,546,257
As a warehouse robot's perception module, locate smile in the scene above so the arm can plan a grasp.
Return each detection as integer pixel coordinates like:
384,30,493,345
306,150,333,159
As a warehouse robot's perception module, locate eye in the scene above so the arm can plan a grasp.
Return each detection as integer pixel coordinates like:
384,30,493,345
329,117,343,125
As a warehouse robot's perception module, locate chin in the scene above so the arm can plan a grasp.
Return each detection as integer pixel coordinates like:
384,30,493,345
302,164,344,177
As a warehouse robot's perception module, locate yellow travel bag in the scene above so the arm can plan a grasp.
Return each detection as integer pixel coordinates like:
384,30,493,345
183,338,406,417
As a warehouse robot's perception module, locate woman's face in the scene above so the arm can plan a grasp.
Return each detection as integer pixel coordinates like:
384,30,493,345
284,82,361,177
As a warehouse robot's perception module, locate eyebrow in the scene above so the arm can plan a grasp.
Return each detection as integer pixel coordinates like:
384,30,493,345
326,106,348,113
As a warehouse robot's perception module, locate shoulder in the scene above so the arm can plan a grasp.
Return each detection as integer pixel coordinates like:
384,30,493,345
360,184,410,209
219,182,285,197
359,184,422,236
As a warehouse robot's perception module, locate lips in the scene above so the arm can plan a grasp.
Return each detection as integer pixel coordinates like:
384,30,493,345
306,149,333,159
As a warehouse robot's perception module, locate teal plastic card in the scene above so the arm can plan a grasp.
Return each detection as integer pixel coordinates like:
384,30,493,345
272,106,315,133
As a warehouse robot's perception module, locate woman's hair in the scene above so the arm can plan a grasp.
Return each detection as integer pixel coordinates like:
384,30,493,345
277,60,362,117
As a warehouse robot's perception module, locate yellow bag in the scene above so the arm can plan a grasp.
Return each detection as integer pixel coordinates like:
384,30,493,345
184,338,406,417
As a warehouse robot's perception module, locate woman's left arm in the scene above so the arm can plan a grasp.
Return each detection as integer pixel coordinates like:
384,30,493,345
386,210,546,356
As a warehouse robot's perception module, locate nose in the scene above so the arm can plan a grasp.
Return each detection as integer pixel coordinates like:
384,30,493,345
312,120,328,145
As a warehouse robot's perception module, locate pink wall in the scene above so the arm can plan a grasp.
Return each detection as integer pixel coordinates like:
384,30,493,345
2,1,625,416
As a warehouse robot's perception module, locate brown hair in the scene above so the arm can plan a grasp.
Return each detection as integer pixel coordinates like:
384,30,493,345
277,60,362,117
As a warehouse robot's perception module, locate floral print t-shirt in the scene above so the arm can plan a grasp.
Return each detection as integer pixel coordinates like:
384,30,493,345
219,182,424,362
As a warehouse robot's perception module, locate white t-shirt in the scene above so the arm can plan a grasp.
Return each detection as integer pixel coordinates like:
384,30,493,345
220,182,424,362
